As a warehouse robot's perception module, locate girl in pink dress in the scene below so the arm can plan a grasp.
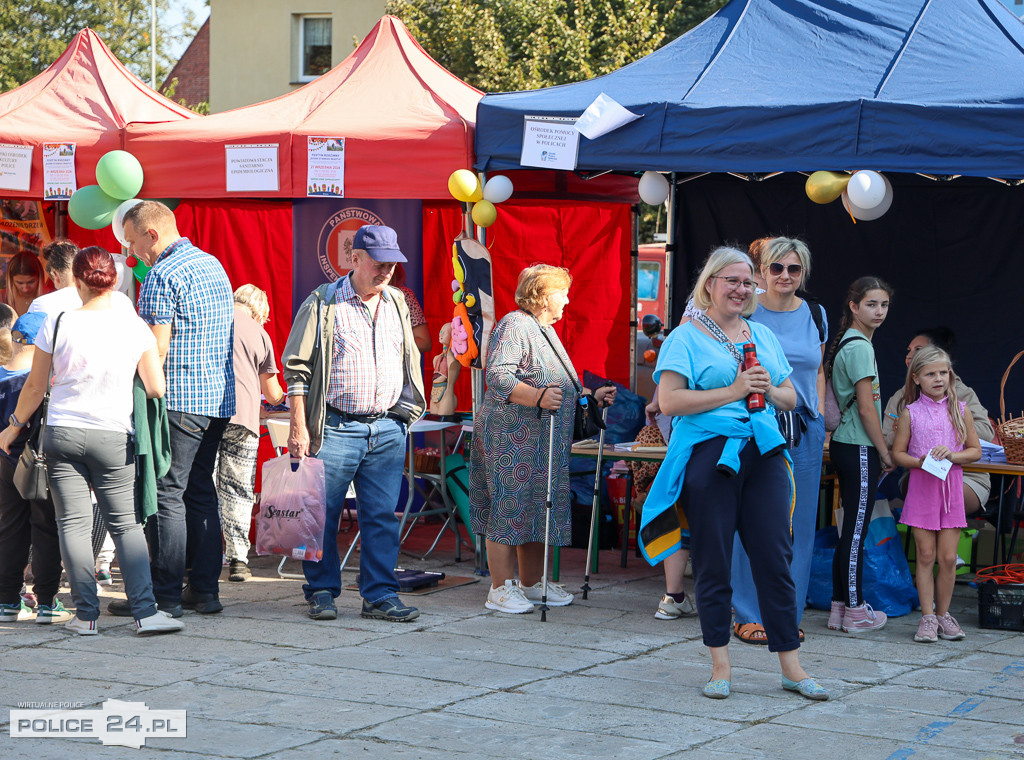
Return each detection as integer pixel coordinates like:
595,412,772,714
892,345,981,643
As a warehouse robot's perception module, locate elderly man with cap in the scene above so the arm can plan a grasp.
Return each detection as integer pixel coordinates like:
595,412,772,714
282,225,426,621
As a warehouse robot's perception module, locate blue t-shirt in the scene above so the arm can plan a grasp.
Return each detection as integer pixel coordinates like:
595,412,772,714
654,319,792,426
0,367,31,466
751,300,827,417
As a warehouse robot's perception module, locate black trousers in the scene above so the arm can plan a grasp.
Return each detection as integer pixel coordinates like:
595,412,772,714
683,437,800,653
0,456,62,605
830,440,882,607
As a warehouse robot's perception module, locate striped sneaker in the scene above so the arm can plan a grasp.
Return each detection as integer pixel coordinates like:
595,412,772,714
0,600,33,622
64,616,98,636
36,600,73,624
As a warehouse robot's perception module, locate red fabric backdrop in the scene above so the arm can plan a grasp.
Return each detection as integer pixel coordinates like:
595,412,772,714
422,200,631,410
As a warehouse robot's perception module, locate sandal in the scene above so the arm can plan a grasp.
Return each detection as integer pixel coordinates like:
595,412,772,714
734,622,769,645
798,628,805,643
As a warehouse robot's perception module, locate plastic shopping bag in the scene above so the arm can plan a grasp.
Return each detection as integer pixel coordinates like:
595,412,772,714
255,454,327,562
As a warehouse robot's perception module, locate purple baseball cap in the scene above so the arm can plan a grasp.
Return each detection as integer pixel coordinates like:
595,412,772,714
352,225,407,263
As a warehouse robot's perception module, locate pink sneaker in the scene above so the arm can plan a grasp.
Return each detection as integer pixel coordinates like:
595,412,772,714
827,601,845,630
841,603,887,632
937,612,966,641
914,614,938,643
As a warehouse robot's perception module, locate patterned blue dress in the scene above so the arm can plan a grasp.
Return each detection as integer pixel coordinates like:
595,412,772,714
469,310,579,545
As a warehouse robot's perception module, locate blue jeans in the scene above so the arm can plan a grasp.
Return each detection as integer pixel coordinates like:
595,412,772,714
731,412,826,626
302,410,405,605
146,411,228,602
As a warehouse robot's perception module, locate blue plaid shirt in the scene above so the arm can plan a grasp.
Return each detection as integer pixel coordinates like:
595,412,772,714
137,238,236,417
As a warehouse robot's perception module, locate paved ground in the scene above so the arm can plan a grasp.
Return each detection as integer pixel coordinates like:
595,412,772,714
2,524,1023,759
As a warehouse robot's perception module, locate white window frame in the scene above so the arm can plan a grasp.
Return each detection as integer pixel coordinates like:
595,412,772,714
296,14,333,83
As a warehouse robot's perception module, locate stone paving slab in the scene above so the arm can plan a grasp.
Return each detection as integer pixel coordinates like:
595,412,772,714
142,716,326,757
354,711,674,760
837,684,1024,726
213,660,493,709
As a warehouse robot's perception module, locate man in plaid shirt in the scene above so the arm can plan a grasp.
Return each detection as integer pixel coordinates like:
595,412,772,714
283,225,425,622
116,201,235,618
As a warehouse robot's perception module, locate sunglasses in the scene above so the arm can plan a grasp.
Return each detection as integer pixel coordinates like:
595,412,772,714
768,262,803,276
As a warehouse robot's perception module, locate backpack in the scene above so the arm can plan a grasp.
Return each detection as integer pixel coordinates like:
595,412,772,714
799,292,826,344
823,335,869,432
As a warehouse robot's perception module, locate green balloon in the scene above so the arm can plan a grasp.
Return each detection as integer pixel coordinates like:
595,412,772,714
96,150,144,200
68,185,121,229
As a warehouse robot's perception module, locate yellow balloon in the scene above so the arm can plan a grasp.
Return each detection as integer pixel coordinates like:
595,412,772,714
448,170,480,203
471,200,497,228
805,171,851,204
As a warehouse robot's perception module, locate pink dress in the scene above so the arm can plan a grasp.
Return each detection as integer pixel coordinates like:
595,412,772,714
900,395,968,531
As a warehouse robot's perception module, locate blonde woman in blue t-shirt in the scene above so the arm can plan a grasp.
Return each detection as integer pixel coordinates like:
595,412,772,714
824,276,895,634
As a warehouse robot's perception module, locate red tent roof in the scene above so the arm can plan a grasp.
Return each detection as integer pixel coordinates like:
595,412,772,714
126,16,482,199
0,29,196,199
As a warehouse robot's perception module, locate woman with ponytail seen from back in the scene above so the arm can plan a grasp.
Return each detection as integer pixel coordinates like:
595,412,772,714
0,247,180,637
825,276,894,634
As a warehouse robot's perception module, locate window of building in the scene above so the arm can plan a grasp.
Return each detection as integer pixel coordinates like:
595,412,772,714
298,15,332,81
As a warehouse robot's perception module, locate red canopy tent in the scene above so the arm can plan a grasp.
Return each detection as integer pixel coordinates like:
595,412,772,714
124,16,637,393
0,29,196,200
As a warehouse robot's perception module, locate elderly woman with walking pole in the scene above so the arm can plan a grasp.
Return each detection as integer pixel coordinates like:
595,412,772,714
468,264,615,615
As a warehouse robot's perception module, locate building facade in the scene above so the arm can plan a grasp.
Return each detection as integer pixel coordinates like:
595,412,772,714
208,0,388,112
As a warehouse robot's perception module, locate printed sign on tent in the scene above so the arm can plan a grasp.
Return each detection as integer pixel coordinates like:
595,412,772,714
42,142,77,200
0,144,34,192
225,144,279,193
520,116,579,171
306,137,345,197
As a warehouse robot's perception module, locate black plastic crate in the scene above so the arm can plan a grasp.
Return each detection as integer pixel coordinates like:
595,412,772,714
977,582,1024,631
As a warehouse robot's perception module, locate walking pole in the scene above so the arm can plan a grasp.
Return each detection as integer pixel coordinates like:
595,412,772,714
580,404,609,600
539,411,556,622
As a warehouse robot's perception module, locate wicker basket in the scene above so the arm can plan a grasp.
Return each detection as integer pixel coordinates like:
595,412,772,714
407,447,441,474
998,350,1024,465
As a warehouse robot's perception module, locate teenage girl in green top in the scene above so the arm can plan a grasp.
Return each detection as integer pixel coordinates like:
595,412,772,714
825,276,895,634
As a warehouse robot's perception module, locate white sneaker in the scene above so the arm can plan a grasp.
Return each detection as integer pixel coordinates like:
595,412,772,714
654,594,696,620
64,616,98,636
521,580,574,607
136,610,185,636
485,580,535,614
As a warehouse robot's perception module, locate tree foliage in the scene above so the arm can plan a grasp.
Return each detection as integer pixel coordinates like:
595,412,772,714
385,0,727,92
0,1,199,93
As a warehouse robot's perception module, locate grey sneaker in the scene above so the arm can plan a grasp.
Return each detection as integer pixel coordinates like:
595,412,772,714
655,594,696,620
307,590,337,620
361,596,420,622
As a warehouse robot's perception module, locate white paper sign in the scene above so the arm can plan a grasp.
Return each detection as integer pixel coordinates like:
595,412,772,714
574,92,641,140
0,143,34,192
225,144,279,193
306,137,345,197
921,453,952,481
520,117,579,170
42,142,77,200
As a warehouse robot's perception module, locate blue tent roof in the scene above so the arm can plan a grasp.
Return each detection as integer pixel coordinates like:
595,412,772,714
475,0,1024,177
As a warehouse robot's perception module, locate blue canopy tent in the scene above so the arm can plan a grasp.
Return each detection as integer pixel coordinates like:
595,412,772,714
475,0,1024,176
474,0,1024,416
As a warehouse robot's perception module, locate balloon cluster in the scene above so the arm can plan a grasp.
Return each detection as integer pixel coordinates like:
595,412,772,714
447,170,513,228
805,170,893,222
66,151,180,282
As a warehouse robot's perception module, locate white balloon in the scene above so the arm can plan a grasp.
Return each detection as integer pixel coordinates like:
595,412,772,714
842,174,893,221
482,175,514,204
110,252,131,294
638,171,670,206
846,170,886,210
111,198,143,247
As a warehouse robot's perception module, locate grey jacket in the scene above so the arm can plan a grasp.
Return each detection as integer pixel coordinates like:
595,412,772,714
282,277,426,455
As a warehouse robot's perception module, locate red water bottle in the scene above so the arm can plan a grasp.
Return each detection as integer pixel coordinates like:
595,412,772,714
742,343,766,412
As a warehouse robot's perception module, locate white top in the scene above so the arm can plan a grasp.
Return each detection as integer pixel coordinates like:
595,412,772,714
29,287,136,319
36,308,156,433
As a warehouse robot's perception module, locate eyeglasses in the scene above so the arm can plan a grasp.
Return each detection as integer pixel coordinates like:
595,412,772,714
768,262,803,276
711,276,755,291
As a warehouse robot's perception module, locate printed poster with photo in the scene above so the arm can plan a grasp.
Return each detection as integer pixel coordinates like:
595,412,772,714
42,142,77,200
306,137,345,197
